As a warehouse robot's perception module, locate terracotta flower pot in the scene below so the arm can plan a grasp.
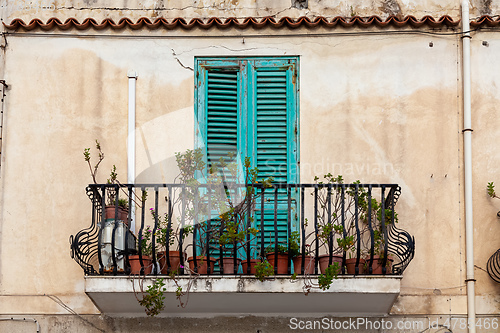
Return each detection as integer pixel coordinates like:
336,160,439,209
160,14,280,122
218,257,242,274
241,259,260,274
293,255,315,275
265,253,290,274
187,256,216,274
345,258,366,274
366,255,393,274
105,206,129,224
158,251,185,274
128,255,152,275
318,254,343,274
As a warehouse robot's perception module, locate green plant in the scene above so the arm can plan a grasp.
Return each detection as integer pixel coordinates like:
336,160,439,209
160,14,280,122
255,260,274,282
137,225,154,257
84,139,104,184
318,262,340,290
175,148,205,184
84,139,142,208
289,231,301,258
314,174,358,255
289,227,314,258
336,233,355,258
350,5,357,16
214,156,272,255
175,149,272,258
265,243,288,255
150,207,193,251
356,182,399,226
138,278,167,316
118,198,128,209
356,184,398,257
487,182,500,218
488,182,499,199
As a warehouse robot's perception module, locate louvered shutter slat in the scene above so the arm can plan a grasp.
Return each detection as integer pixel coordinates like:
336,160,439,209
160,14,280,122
255,68,292,248
206,71,238,166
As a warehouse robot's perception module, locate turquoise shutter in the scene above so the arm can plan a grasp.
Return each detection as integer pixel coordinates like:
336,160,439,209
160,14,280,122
249,60,299,251
206,70,239,168
206,69,241,265
195,57,299,261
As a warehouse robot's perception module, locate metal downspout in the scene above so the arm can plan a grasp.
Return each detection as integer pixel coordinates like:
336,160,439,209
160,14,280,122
461,1,476,332
127,70,137,232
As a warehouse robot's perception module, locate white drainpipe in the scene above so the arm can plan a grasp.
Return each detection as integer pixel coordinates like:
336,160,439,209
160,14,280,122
461,1,476,332
127,70,137,232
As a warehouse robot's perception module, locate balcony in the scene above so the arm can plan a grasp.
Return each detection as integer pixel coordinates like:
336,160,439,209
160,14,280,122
70,182,415,316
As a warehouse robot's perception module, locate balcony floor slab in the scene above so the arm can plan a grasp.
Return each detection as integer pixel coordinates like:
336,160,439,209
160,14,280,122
85,275,402,317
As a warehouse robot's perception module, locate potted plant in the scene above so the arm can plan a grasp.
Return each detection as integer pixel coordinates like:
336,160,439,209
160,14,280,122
167,148,216,274
365,230,394,274
105,196,129,223
254,259,274,281
334,230,365,275
84,142,133,224
213,156,268,274
264,243,289,274
241,253,261,275
176,150,271,275
313,174,354,273
290,230,315,275
150,206,192,274
358,190,397,275
129,225,154,275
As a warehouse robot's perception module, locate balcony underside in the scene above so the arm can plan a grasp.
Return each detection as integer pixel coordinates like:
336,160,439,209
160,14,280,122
86,275,402,317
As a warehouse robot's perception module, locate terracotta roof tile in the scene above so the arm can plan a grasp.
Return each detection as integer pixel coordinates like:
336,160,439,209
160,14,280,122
3,15,461,31
470,15,500,28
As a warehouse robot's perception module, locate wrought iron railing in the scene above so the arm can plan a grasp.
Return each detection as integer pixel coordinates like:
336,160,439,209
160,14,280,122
487,248,500,283
70,183,415,276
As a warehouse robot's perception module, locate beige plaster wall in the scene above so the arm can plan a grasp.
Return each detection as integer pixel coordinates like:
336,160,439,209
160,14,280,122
0,2,500,323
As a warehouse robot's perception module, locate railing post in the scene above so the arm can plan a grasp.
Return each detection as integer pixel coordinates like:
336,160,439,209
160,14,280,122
353,183,361,276
166,186,173,273
97,185,106,275
179,184,186,275
273,185,278,274
327,183,332,266
367,186,374,274
138,190,146,275
193,185,199,273
260,187,265,261
287,184,292,274
314,185,319,274
151,187,159,275
341,184,346,275
381,186,388,274
300,185,305,274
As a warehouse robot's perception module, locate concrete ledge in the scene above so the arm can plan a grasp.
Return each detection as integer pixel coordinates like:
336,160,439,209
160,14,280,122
86,275,402,317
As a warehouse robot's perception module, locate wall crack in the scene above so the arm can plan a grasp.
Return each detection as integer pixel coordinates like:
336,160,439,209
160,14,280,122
171,49,193,71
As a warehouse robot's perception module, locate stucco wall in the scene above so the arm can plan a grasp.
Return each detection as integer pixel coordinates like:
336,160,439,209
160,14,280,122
2,0,499,23
1,0,494,23
0,0,500,330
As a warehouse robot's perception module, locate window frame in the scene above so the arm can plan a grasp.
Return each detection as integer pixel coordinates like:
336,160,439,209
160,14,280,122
194,56,300,185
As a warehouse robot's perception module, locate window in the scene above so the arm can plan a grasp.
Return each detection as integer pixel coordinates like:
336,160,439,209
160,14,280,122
195,57,299,250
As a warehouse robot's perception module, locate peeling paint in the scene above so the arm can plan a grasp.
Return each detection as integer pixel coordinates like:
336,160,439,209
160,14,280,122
479,0,492,16
380,0,403,18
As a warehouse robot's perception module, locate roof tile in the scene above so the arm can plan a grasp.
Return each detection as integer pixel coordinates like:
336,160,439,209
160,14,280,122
3,15,462,31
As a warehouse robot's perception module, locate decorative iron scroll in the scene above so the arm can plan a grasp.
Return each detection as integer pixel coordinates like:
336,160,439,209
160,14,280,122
69,186,102,275
386,186,415,274
487,248,500,283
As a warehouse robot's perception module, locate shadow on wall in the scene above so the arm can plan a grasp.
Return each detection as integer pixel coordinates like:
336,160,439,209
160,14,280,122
135,155,179,184
134,105,194,184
